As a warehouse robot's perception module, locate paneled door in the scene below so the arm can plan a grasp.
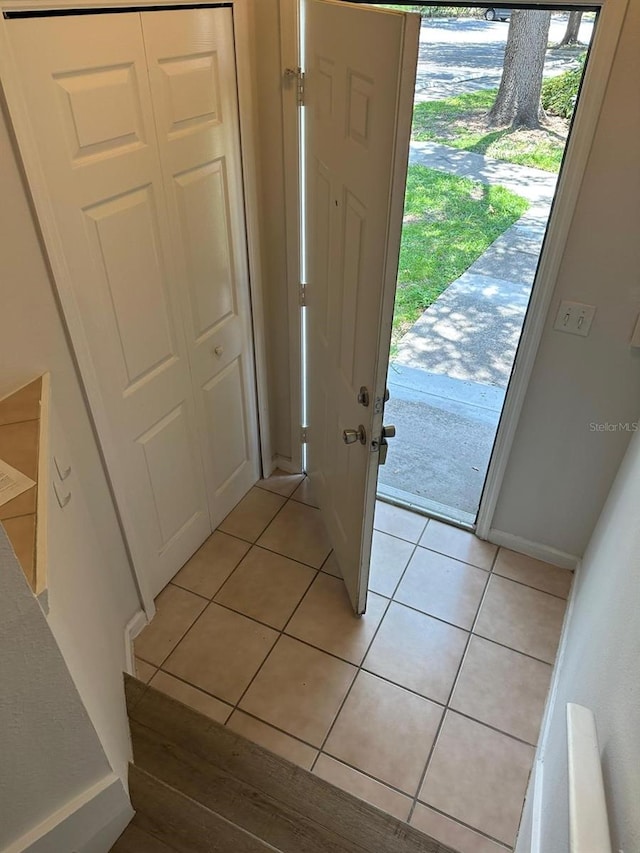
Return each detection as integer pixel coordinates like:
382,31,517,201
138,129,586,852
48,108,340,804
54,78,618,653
305,0,419,613
7,10,259,598
141,9,260,529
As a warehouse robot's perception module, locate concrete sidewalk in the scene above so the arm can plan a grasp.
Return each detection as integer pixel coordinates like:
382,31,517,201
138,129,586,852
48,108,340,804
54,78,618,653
394,142,556,387
379,142,555,516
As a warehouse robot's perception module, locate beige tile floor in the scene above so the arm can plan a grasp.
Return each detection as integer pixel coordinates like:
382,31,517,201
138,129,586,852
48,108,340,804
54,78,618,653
135,471,572,853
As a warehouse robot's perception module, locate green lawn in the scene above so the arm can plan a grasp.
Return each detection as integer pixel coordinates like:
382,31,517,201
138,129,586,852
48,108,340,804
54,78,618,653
392,164,529,350
412,89,566,173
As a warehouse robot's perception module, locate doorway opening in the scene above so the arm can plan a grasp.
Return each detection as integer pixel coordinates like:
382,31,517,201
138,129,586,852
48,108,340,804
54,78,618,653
375,5,597,526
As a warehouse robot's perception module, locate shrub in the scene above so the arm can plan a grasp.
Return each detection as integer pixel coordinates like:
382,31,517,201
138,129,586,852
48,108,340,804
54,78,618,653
378,5,483,17
541,55,586,119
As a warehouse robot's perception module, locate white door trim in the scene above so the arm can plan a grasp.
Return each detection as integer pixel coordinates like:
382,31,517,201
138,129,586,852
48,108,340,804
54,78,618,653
0,0,271,617
476,0,630,538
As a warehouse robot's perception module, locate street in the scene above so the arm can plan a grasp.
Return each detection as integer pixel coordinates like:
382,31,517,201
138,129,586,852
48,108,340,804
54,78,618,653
415,14,595,100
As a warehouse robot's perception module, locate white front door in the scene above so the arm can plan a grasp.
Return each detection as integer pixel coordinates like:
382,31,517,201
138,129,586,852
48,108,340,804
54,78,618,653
141,9,260,529
7,9,258,598
305,0,419,613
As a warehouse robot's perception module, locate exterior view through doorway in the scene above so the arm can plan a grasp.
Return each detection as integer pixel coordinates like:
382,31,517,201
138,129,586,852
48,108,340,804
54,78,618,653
375,5,597,526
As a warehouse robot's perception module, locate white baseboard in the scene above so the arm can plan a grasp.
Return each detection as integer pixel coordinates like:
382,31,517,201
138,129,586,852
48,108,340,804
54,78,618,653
487,529,579,570
272,455,302,475
124,610,148,677
2,774,133,853
529,757,544,853
514,560,581,853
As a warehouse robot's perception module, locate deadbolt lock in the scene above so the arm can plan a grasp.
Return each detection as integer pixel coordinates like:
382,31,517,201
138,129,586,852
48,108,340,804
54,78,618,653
382,424,396,439
358,386,370,407
343,425,367,446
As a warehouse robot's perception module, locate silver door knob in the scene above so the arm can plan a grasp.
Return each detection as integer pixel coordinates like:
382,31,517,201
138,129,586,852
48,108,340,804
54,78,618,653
343,425,367,445
382,424,396,439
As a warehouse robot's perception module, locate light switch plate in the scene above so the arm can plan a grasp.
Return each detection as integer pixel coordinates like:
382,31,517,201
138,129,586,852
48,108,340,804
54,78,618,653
553,301,596,337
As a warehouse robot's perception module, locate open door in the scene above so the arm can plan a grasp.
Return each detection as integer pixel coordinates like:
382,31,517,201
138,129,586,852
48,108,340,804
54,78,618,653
305,0,419,613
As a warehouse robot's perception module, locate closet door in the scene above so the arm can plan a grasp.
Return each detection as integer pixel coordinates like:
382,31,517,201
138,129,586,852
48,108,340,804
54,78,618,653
7,15,212,597
141,8,261,528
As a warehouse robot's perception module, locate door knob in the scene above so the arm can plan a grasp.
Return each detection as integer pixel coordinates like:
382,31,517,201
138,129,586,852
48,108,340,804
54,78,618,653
343,425,367,445
382,424,396,439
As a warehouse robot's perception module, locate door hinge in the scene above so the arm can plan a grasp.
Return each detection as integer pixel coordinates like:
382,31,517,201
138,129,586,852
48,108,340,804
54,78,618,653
300,426,308,444
284,67,305,107
299,282,307,307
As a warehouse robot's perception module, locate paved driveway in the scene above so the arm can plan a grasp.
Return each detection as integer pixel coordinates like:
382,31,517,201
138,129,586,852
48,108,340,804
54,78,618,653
416,15,594,100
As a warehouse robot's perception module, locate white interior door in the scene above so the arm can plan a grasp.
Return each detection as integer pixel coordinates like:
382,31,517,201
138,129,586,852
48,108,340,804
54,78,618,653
305,0,419,613
5,13,240,598
141,9,260,529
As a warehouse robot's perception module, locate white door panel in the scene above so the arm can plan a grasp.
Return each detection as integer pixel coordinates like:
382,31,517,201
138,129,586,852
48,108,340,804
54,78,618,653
141,9,260,527
305,0,419,612
8,10,257,595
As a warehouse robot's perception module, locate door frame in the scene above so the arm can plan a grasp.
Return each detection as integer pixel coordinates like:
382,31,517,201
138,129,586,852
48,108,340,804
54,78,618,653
0,0,272,618
280,0,629,538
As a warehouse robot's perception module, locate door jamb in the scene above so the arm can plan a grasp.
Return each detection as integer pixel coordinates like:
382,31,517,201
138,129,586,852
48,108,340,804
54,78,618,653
0,0,272,618
279,0,304,474
281,0,629,536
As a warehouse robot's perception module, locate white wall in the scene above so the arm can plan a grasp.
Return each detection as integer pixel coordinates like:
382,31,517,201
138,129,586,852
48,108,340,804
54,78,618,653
490,0,640,557
0,97,141,785
517,426,640,853
0,528,111,847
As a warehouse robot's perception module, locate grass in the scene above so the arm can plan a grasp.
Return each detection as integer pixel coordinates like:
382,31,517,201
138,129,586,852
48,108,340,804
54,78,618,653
412,89,567,173
392,164,529,349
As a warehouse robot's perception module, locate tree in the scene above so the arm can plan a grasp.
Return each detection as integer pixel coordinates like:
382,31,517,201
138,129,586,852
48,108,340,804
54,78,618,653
557,11,583,47
487,10,552,130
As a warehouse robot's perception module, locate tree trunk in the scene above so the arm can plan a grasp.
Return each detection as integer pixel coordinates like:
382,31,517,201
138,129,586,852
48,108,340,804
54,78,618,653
558,11,583,47
488,10,552,130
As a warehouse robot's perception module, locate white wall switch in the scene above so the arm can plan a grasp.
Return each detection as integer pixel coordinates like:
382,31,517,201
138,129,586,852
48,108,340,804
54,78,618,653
553,301,596,337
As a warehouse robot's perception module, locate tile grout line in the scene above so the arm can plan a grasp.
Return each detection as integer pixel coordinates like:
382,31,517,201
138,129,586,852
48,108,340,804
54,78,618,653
308,593,395,774
226,491,331,722
412,801,514,851
140,536,259,671
138,492,297,673
217,520,570,601
138,483,563,845
405,543,499,826
151,637,543,755
143,554,556,738
145,499,555,737
306,509,419,773
218,491,293,549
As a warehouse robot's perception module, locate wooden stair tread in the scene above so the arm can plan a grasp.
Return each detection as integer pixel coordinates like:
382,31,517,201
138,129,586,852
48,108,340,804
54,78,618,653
132,719,373,853
129,765,282,852
111,820,180,853
125,675,455,853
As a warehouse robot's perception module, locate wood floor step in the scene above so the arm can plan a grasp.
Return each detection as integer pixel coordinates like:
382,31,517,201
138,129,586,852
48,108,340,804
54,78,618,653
125,675,455,853
132,720,374,853
120,764,283,853
111,819,180,853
